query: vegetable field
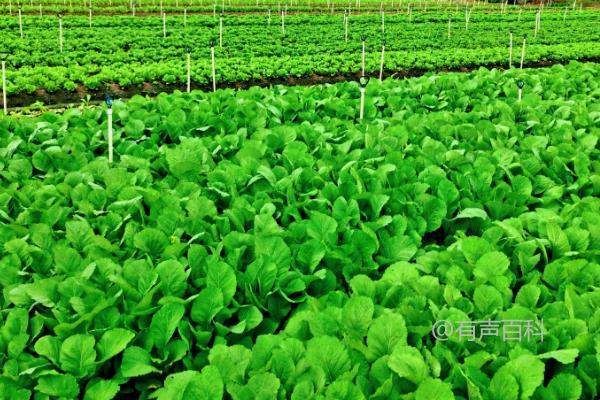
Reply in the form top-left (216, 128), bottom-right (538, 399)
top-left (1, 1), bottom-right (600, 400)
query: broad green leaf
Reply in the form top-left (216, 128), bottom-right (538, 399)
top-left (59, 334), bottom-right (97, 378)
top-left (35, 374), bottom-right (80, 398)
top-left (415, 378), bottom-right (454, 400)
top-left (388, 345), bottom-right (429, 385)
top-left (120, 346), bottom-right (159, 378)
top-left (206, 261), bottom-right (237, 304)
top-left (149, 302), bottom-right (186, 350)
top-left (191, 287), bottom-right (224, 323)
top-left (367, 313), bottom-right (407, 360)
top-left (97, 329), bottom-right (136, 362)
top-left (305, 336), bottom-right (351, 383)
top-left (84, 379), bottom-right (120, 400)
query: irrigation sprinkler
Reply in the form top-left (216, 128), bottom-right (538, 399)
top-left (359, 75), bottom-right (369, 120)
top-left (509, 31), bottom-right (513, 68)
top-left (379, 38), bottom-right (385, 80)
top-left (186, 47), bottom-right (191, 93)
top-left (1, 60), bottom-right (6, 116)
top-left (210, 38), bottom-right (216, 92)
top-left (517, 80), bottom-right (524, 102)
top-left (520, 35), bottom-right (526, 69)
top-left (106, 94), bottom-right (113, 163)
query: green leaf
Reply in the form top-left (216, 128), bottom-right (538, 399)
top-left (454, 208), bottom-right (488, 220)
top-left (342, 296), bottom-right (374, 339)
top-left (474, 251), bottom-right (510, 282)
top-left (35, 374), bottom-right (80, 398)
top-left (546, 373), bottom-right (582, 400)
top-left (497, 355), bottom-right (545, 399)
top-left (414, 378), bottom-right (454, 400)
top-left (97, 328), bottom-right (136, 362)
top-left (134, 228), bottom-right (169, 257)
top-left (206, 261), bottom-right (237, 304)
top-left (367, 313), bottom-right (407, 360)
top-left (546, 222), bottom-right (570, 257)
top-left (423, 197), bottom-right (447, 232)
top-left (487, 369), bottom-right (519, 400)
top-left (149, 302), bottom-right (186, 350)
top-left (538, 349), bottom-right (579, 364)
top-left (34, 335), bottom-right (61, 365)
top-left (305, 336), bottom-right (351, 383)
top-left (191, 287), bottom-right (224, 323)
top-left (120, 346), bottom-right (159, 378)
top-left (156, 260), bottom-right (188, 298)
top-left (388, 345), bottom-right (429, 385)
top-left (84, 379), bottom-right (120, 400)
top-left (59, 334), bottom-right (97, 378)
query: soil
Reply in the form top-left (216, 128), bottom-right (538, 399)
top-left (6, 57), bottom-right (600, 110)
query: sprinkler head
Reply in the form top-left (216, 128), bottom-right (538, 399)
top-left (359, 75), bottom-right (370, 88)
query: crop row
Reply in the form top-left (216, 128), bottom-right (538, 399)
top-left (0, 61), bottom-right (598, 399)
top-left (1, 10), bottom-right (599, 96)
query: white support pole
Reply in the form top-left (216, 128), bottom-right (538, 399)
top-left (268, 9), bottom-right (271, 26)
top-left (381, 10), bottom-right (384, 34)
top-left (89, 8), bottom-right (93, 27)
top-left (379, 42), bottom-right (385, 80)
top-left (186, 52), bottom-right (191, 92)
top-left (344, 11), bottom-right (348, 42)
top-left (281, 9), bottom-right (285, 34)
top-left (2, 61), bottom-right (6, 116)
top-left (211, 45), bottom-right (216, 92)
top-left (184, 8), bottom-right (187, 26)
top-left (18, 8), bottom-right (23, 38)
top-left (163, 12), bottom-right (166, 37)
top-left (359, 87), bottom-right (365, 120)
top-left (39, 4), bottom-right (42, 16)
top-left (518, 87), bottom-right (522, 102)
top-left (132, 3), bottom-right (135, 16)
top-left (107, 108), bottom-right (113, 163)
top-left (59, 16), bottom-right (63, 52)
top-left (361, 39), bottom-right (365, 75)
top-left (219, 15), bottom-right (223, 47)
top-left (509, 32), bottom-right (513, 68)
top-left (520, 36), bottom-right (526, 69)
top-left (448, 15), bottom-right (451, 38)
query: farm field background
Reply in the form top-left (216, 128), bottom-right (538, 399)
top-left (1, 1), bottom-right (600, 400)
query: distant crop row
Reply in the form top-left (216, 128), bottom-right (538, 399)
top-left (1, 9), bottom-right (599, 96)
